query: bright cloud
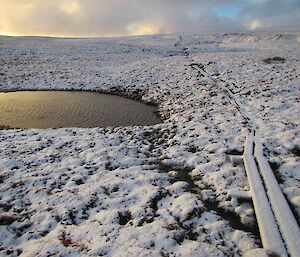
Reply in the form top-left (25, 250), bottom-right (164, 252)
top-left (0, 0), bottom-right (299, 37)
top-left (127, 22), bottom-right (163, 36)
top-left (249, 20), bottom-right (262, 30)
top-left (60, 1), bottom-right (80, 16)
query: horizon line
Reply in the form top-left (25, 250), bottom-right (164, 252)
top-left (1, 29), bottom-right (299, 40)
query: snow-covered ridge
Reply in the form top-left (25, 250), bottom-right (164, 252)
top-left (0, 32), bottom-right (299, 256)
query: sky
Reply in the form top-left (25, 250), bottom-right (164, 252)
top-left (0, 0), bottom-right (299, 37)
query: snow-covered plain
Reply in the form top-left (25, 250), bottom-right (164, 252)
top-left (0, 32), bottom-right (299, 256)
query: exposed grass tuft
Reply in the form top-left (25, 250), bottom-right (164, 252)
top-left (263, 56), bottom-right (286, 64)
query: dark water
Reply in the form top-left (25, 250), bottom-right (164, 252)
top-left (0, 91), bottom-right (161, 129)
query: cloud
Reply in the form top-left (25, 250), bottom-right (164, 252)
top-left (240, 0), bottom-right (300, 31)
top-left (0, 0), bottom-right (298, 37)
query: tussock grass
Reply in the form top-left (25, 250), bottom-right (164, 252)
top-left (263, 56), bottom-right (286, 64)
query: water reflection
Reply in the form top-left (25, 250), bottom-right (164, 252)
top-left (0, 91), bottom-right (161, 129)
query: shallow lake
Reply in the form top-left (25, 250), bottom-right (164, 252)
top-left (0, 91), bottom-right (161, 129)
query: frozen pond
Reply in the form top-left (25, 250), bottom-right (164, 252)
top-left (0, 91), bottom-right (161, 129)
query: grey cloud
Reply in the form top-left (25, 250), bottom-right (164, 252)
top-left (240, 0), bottom-right (300, 30)
top-left (0, 0), bottom-right (298, 37)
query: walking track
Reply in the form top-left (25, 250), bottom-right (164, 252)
top-left (186, 52), bottom-right (300, 256)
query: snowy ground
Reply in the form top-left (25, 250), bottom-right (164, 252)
top-left (0, 32), bottom-right (299, 256)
